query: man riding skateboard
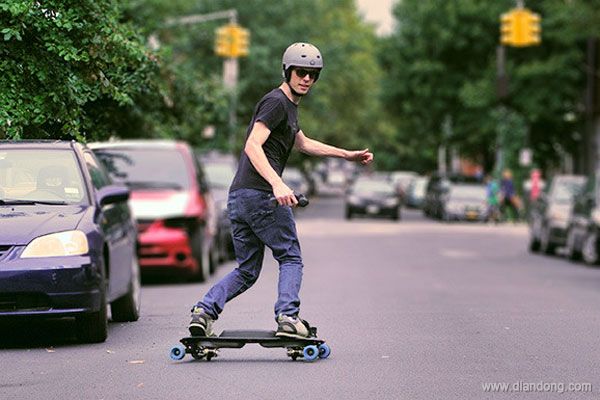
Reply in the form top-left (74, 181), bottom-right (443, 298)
top-left (188, 42), bottom-right (374, 339)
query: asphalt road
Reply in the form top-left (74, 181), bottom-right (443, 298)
top-left (2, 196), bottom-right (600, 399)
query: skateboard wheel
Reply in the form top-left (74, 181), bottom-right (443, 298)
top-left (169, 345), bottom-right (186, 361)
top-left (302, 345), bottom-right (319, 362)
top-left (318, 343), bottom-right (331, 359)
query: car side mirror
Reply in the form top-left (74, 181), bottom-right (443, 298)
top-left (97, 185), bottom-right (130, 207)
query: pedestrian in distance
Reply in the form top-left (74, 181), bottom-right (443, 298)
top-left (485, 174), bottom-right (500, 224)
top-left (188, 42), bottom-right (374, 339)
top-left (500, 169), bottom-right (521, 223)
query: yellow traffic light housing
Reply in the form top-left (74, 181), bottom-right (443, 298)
top-left (500, 12), bottom-right (516, 46)
top-left (215, 25), bottom-right (232, 57)
top-left (524, 11), bottom-right (541, 46)
top-left (214, 23), bottom-right (250, 58)
top-left (499, 8), bottom-right (541, 47)
top-left (232, 27), bottom-right (250, 57)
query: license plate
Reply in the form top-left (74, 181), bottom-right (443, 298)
top-left (466, 210), bottom-right (478, 219)
top-left (367, 205), bottom-right (380, 214)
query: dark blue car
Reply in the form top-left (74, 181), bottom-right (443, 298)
top-left (0, 141), bottom-right (140, 343)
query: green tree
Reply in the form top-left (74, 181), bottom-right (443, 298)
top-left (0, 0), bottom-right (158, 141)
top-left (382, 0), bottom-right (594, 175)
top-left (129, 0), bottom-right (386, 159)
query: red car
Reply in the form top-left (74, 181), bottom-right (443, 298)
top-left (91, 140), bottom-right (218, 281)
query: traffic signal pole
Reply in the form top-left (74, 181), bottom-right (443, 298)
top-left (165, 10), bottom-right (250, 152)
top-left (496, 1), bottom-right (541, 177)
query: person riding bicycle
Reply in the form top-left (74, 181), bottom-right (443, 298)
top-left (188, 42), bottom-right (373, 338)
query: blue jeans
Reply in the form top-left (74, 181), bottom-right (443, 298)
top-left (196, 188), bottom-right (303, 320)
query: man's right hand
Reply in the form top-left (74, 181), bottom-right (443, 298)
top-left (272, 181), bottom-right (298, 207)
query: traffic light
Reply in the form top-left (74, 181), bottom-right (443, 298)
top-left (232, 27), bottom-right (250, 57)
top-left (214, 23), bottom-right (250, 58)
top-left (215, 25), bottom-right (232, 57)
top-left (500, 11), bottom-right (517, 46)
top-left (523, 11), bottom-right (541, 46)
top-left (499, 8), bottom-right (541, 47)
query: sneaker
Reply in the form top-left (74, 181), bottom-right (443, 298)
top-left (188, 306), bottom-right (214, 337)
top-left (275, 314), bottom-right (310, 339)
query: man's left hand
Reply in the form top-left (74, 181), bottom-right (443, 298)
top-left (346, 149), bottom-right (374, 165)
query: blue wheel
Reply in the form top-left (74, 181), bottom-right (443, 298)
top-left (303, 345), bottom-right (319, 362)
top-left (318, 343), bottom-right (331, 359)
top-left (169, 344), bottom-right (186, 361)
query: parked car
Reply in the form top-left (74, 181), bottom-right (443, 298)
top-left (564, 176), bottom-right (600, 264)
top-left (91, 140), bottom-right (217, 282)
top-left (423, 173), bottom-right (481, 219)
top-left (440, 183), bottom-right (487, 222)
top-left (0, 140), bottom-right (140, 343)
top-left (283, 167), bottom-right (310, 197)
top-left (405, 176), bottom-right (429, 209)
top-left (199, 151), bottom-right (237, 263)
top-left (345, 176), bottom-right (400, 220)
top-left (389, 171), bottom-right (417, 202)
top-left (529, 174), bottom-right (587, 255)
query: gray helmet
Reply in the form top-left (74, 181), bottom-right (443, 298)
top-left (282, 42), bottom-right (323, 81)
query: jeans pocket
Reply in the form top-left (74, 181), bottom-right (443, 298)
top-left (249, 207), bottom-right (276, 230)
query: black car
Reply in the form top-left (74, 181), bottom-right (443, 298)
top-left (565, 176), bottom-right (600, 264)
top-left (345, 176), bottom-right (400, 220)
top-left (529, 174), bottom-right (586, 255)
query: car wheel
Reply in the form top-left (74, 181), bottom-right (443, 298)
top-left (191, 229), bottom-right (211, 282)
top-left (345, 208), bottom-right (353, 220)
top-left (111, 254), bottom-right (141, 322)
top-left (528, 222), bottom-right (541, 253)
top-left (582, 231), bottom-right (600, 265)
top-left (565, 228), bottom-right (581, 261)
top-left (77, 280), bottom-right (108, 343)
top-left (392, 208), bottom-right (400, 221)
top-left (540, 225), bottom-right (556, 255)
top-left (209, 243), bottom-right (219, 274)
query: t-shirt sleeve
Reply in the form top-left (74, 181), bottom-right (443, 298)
top-left (255, 97), bottom-right (285, 131)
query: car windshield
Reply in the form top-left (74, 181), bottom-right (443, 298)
top-left (352, 179), bottom-right (395, 196)
top-left (204, 162), bottom-right (236, 189)
top-left (94, 148), bottom-right (191, 190)
top-left (550, 178), bottom-right (586, 203)
top-left (449, 185), bottom-right (486, 201)
top-left (0, 149), bottom-right (87, 204)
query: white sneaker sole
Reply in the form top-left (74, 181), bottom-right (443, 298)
top-left (275, 331), bottom-right (309, 339)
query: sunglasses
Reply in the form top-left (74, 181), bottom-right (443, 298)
top-left (294, 68), bottom-right (320, 80)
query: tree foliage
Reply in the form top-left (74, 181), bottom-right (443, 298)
top-left (0, 0), bottom-right (158, 141)
top-left (382, 0), bottom-right (595, 174)
top-left (125, 0), bottom-right (386, 158)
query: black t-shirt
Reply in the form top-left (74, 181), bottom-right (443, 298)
top-left (230, 88), bottom-right (299, 193)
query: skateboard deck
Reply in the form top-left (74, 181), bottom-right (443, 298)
top-left (169, 329), bottom-right (330, 362)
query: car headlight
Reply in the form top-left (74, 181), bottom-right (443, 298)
top-left (21, 230), bottom-right (89, 258)
top-left (348, 195), bottom-right (361, 205)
